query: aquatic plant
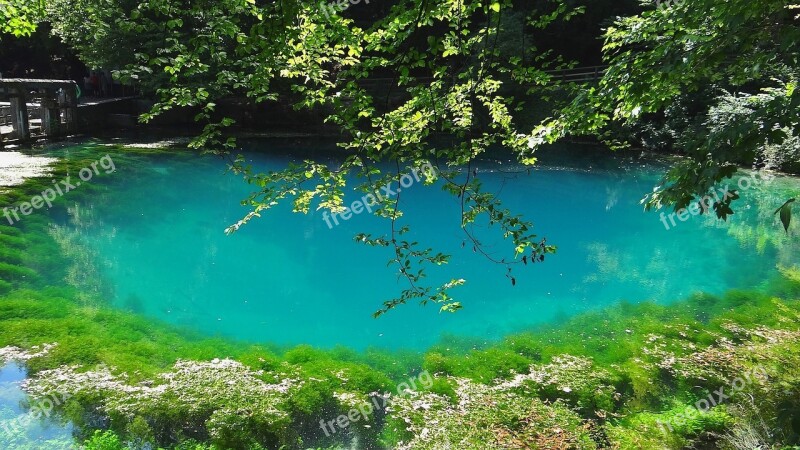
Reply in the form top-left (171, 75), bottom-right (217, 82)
top-left (2, 271), bottom-right (799, 449)
top-left (387, 377), bottom-right (596, 449)
top-left (3, 144), bottom-right (800, 448)
top-left (25, 359), bottom-right (296, 448)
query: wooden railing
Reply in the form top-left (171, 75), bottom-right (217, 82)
top-left (349, 65), bottom-right (608, 87)
top-left (0, 105), bottom-right (10, 126)
top-left (0, 78), bottom-right (78, 145)
top-left (547, 65), bottom-right (607, 83)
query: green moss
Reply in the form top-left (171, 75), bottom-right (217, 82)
top-left (84, 430), bottom-right (125, 450)
top-left (385, 380), bottom-right (597, 449)
top-left (0, 262), bottom-right (38, 282)
top-left (0, 246), bottom-right (24, 265)
top-left (0, 225), bottom-right (23, 236)
top-left (3, 266), bottom-right (800, 449)
top-left (425, 377), bottom-right (457, 402)
top-left (422, 346), bottom-right (531, 381)
top-left (605, 406), bottom-right (733, 449)
top-left (0, 233), bottom-right (27, 249)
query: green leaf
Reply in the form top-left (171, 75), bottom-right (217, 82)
top-left (775, 199), bottom-right (796, 233)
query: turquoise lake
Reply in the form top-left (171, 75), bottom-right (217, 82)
top-left (54, 140), bottom-right (800, 351)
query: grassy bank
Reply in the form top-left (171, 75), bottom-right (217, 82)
top-left (4, 267), bottom-right (800, 449)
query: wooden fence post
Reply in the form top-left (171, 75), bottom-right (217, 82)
top-left (9, 88), bottom-right (29, 142)
top-left (41, 94), bottom-right (60, 137)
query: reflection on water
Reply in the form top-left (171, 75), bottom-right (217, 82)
top-left (0, 363), bottom-right (75, 449)
top-left (59, 142), bottom-right (800, 350)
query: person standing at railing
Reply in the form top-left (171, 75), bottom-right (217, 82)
top-left (89, 72), bottom-right (100, 97)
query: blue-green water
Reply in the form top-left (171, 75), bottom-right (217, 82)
top-left (65, 141), bottom-right (800, 350)
top-left (0, 363), bottom-right (74, 449)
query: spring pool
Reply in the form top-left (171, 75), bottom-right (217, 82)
top-left (47, 140), bottom-right (800, 350)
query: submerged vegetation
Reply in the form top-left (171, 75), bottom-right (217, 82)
top-left (0, 143), bottom-right (799, 448)
top-left (4, 249), bottom-right (800, 448)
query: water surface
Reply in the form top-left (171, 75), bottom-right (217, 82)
top-left (57, 141), bottom-right (800, 350)
top-left (0, 363), bottom-right (74, 449)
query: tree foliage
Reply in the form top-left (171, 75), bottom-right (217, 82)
top-left (0, 0), bottom-right (43, 37)
top-left (536, 0), bottom-right (800, 220)
top-left (17, 0), bottom-right (800, 313)
top-left (45, 0), bottom-right (578, 315)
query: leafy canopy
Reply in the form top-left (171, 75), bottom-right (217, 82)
top-left (16, 0), bottom-right (800, 313)
top-left (0, 0), bottom-right (44, 37)
top-left (43, 0), bottom-right (579, 315)
top-left (536, 0), bottom-right (800, 220)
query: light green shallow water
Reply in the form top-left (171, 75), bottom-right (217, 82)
top-left (54, 140), bottom-right (800, 351)
top-left (0, 363), bottom-right (74, 449)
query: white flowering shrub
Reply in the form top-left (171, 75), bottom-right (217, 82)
top-left (0, 344), bottom-right (57, 363)
top-left (387, 376), bottom-right (596, 449)
top-left (23, 358), bottom-right (299, 448)
top-left (497, 355), bottom-right (620, 417)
